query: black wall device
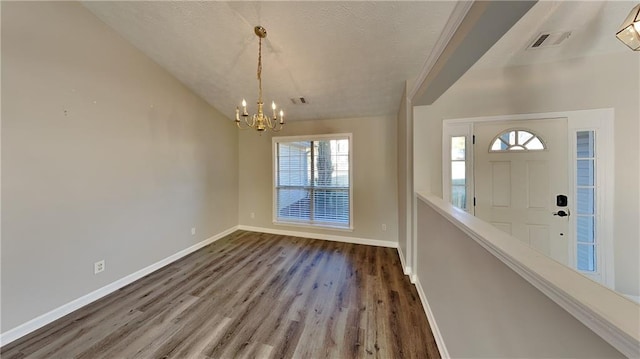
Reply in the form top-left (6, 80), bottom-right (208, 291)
top-left (556, 194), bottom-right (568, 207)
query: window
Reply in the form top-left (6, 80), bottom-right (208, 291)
top-left (490, 129), bottom-right (545, 151)
top-left (450, 136), bottom-right (467, 210)
top-left (273, 134), bottom-right (351, 229)
top-left (576, 130), bottom-right (597, 272)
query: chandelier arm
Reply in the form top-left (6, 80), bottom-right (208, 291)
top-left (264, 114), bottom-right (274, 129)
top-left (267, 115), bottom-right (283, 130)
top-left (236, 120), bottom-right (250, 130)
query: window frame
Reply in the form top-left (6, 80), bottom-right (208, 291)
top-left (442, 124), bottom-right (474, 213)
top-left (272, 133), bottom-right (353, 231)
top-left (488, 128), bottom-right (547, 152)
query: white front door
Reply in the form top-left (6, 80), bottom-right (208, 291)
top-left (474, 118), bottom-right (570, 265)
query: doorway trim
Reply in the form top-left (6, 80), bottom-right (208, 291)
top-left (442, 109), bottom-right (614, 288)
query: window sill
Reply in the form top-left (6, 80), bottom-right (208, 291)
top-left (273, 220), bottom-right (354, 232)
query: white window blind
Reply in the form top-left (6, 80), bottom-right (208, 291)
top-left (274, 134), bottom-right (351, 229)
top-left (576, 130), bottom-right (597, 272)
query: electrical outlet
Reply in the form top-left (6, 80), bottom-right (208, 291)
top-left (250, 212), bottom-right (255, 219)
top-left (381, 224), bottom-right (387, 231)
top-left (94, 260), bottom-right (105, 274)
top-left (191, 227), bottom-right (196, 235)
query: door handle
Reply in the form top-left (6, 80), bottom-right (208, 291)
top-left (553, 210), bottom-right (570, 217)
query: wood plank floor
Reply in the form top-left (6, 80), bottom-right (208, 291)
top-left (1, 231), bottom-right (440, 359)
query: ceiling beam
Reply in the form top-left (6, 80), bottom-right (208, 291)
top-left (410, 0), bottom-right (536, 106)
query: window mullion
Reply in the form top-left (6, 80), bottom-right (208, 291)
top-left (310, 141), bottom-right (315, 221)
top-left (274, 135), bottom-right (351, 228)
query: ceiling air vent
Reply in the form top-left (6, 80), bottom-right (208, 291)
top-left (527, 31), bottom-right (572, 50)
top-left (290, 97), bottom-right (308, 104)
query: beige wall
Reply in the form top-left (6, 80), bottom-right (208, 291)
top-left (414, 51), bottom-right (640, 297)
top-left (1, 1), bottom-right (239, 332)
top-left (238, 116), bottom-right (398, 243)
top-left (416, 200), bottom-right (623, 358)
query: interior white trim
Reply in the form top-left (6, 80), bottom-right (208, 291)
top-left (1, 225), bottom-right (398, 346)
top-left (442, 109), bottom-right (615, 288)
top-left (566, 111), bottom-right (615, 287)
top-left (441, 123), bottom-right (473, 212)
top-left (414, 277), bottom-right (450, 359)
top-left (237, 225), bottom-right (397, 249)
top-left (0, 225), bottom-right (239, 346)
top-left (408, 0), bottom-right (473, 100)
top-left (272, 133), bottom-right (354, 231)
top-left (416, 192), bottom-right (640, 358)
top-left (404, 85), bottom-right (415, 283)
top-left (397, 245), bottom-right (411, 277)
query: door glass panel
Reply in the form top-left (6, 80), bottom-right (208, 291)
top-left (577, 244), bottom-right (597, 271)
top-left (577, 188), bottom-right (595, 214)
top-left (450, 136), bottom-right (467, 210)
top-left (577, 160), bottom-right (594, 186)
top-left (577, 216), bottom-right (595, 243)
top-left (518, 131), bottom-right (533, 144)
top-left (499, 132), bottom-right (511, 145)
top-left (526, 137), bottom-right (544, 150)
top-left (451, 136), bottom-right (465, 160)
top-left (575, 130), bottom-right (597, 273)
top-left (576, 131), bottom-right (595, 158)
top-left (490, 129), bottom-right (546, 151)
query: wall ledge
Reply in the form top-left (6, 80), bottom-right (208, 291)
top-left (416, 192), bottom-right (639, 358)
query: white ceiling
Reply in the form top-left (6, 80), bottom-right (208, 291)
top-left (473, 1), bottom-right (634, 69)
top-left (83, 1), bottom-right (457, 122)
top-left (83, 1), bottom-right (635, 122)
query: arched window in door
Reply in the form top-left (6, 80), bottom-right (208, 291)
top-left (489, 129), bottom-right (546, 152)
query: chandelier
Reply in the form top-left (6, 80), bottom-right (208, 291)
top-left (616, 3), bottom-right (640, 51)
top-left (235, 26), bottom-right (284, 132)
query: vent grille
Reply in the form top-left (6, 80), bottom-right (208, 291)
top-left (527, 31), bottom-right (572, 50)
top-left (290, 97), bottom-right (308, 105)
top-left (531, 34), bottom-right (550, 48)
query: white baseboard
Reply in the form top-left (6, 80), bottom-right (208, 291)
top-left (1, 225), bottom-right (394, 346)
top-left (397, 246), bottom-right (412, 277)
top-left (237, 225), bottom-right (398, 248)
top-left (0, 225), bottom-right (239, 346)
top-left (414, 277), bottom-right (450, 359)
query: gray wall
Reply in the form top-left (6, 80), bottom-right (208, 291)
top-left (1, 1), bottom-right (239, 332)
top-left (238, 115), bottom-right (398, 243)
top-left (416, 199), bottom-right (624, 358)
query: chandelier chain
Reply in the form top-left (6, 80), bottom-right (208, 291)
top-left (257, 36), bottom-right (263, 103)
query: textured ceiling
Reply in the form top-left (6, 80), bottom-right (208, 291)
top-left (83, 1), bottom-right (457, 122)
top-left (473, 1), bottom-right (634, 69)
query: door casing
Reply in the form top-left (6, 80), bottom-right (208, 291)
top-left (442, 109), bottom-right (614, 288)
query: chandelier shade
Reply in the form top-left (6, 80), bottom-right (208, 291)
top-left (235, 26), bottom-right (285, 132)
top-left (616, 3), bottom-right (640, 51)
